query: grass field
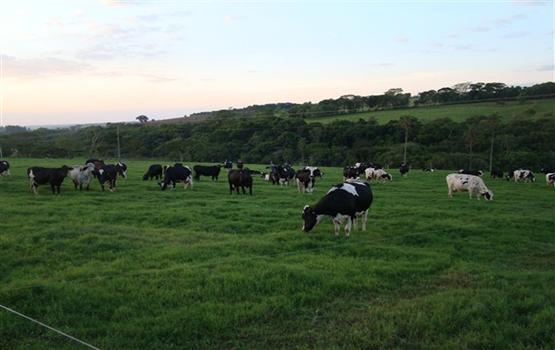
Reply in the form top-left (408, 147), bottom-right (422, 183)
top-left (1, 159), bottom-right (554, 349)
top-left (307, 98), bottom-right (555, 124)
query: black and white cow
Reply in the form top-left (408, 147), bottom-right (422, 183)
top-left (27, 166), bottom-right (71, 195)
top-left (143, 164), bottom-right (164, 181)
top-left (159, 165), bottom-right (193, 190)
top-left (295, 169), bottom-right (315, 193)
top-left (193, 165), bottom-right (222, 181)
top-left (302, 181), bottom-right (373, 237)
top-left (97, 162), bottom-right (127, 192)
top-left (86, 159), bottom-right (105, 178)
top-left (490, 169), bottom-right (503, 179)
top-left (446, 173), bottom-right (493, 200)
top-left (343, 166), bottom-right (359, 180)
top-left (268, 165), bottom-right (295, 186)
top-left (459, 169), bottom-right (484, 177)
top-left (364, 168), bottom-right (392, 182)
top-left (422, 168), bottom-right (434, 172)
top-left (0, 160), bottom-right (10, 176)
top-left (228, 169), bottom-right (253, 195)
top-left (399, 163), bottom-right (410, 177)
top-left (223, 160), bottom-right (233, 169)
top-left (68, 163), bottom-right (96, 190)
top-left (302, 166), bottom-right (323, 178)
top-left (546, 173), bottom-right (555, 188)
top-left (513, 169), bottom-right (535, 183)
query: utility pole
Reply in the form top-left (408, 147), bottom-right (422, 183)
top-left (403, 128), bottom-right (408, 164)
top-left (0, 147), bottom-right (3, 159)
top-left (116, 125), bottom-right (121, 160)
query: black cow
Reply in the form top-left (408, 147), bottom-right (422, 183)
top-left (400, 163), bottom-right (410, 177)
top-left (143, 164), bottom-right (163, 180)
top-left (98, 162), bottom-right (127, 192)
top-left (459, 169), bottom-right (483, 176)
top-left (0, 160), bottom-right (10, 176)
top-left (490, 169), bottom-right (503, 179)
top-left (302, 181), bottom-right (373, 237)
top-left (193, 165), bottom-right (221, 181)
top-left (268, 165), bottom-right (295, 186)
top-left (540, 167), bottom-right (554, 174)
top-left (86, 159), bottom-right (105, 178)
top-left (223, 160), bottom-right (233, 169)
top-left (343, 166), bottom-right (358, 180)
top-left (295, 169), bottom-right (315, 193)
top-left (27, 166), bottom-right (71, 195)
top-left (159, 165), bottom-right (193, 190)
top-left (228, 169), bottom-right (253, 195)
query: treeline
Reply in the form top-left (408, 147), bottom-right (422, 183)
top-left (187, 82), bottom-right (555, 120)
top-left (1, 114), bottom-right (554, 171)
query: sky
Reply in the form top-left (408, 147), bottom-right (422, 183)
top-left (0, 0), bottom-right (553, 126)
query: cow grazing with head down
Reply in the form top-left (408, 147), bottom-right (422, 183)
top-left (364, 168), bottom-right (392, 182)
top-left (0, 160), bottom-right (10, 176)
top-left (97, 162), bottom-right (127, 192)
top-left (490, 169), bottom-right (503, 179)
top-left (159, 165), bottom-right (193, 190)
top-left (143, 164), bottom-right (164, 181)
top-left (193, 165), bottom-right (222, 181)
top-left (68, 163), bottom-right (95, 190)
top-left (27, 166), bottom-right (71, 195)
top-left (302, 181), bottom-right (373, 237)
top-left (422, 168), bottom-right (434, 172)
top-left (446, 173), bottom-right (493, 200)
top-left (228, 168), bottom-right (253, 195)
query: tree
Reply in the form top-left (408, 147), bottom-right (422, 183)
top-left (399, 115), bottom-right (416, 164)
top-left (136, 115), bottom-right (149, 123)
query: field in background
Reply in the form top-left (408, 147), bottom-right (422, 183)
top-left (1, 159), bottom-right (554, 349)
top-left (307, 98), bottom-right (555, 124)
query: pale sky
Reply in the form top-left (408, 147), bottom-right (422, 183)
top-left (1, 0), bottom-right (553, 126)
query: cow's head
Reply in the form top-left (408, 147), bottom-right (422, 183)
top-left (117, 162), bottom-right (127, 178)
top-left (481, 191), bottom-right (494, 201)
top-left (302, 205), bottom-right (317, 232)
top-left (158, 181), bottom-right (168, 191)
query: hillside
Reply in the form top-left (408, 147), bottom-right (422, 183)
top-left (306, 98), bottom-right (555, 124)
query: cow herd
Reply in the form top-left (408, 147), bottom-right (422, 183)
top-left (0, 159), bottom-right (553, 236)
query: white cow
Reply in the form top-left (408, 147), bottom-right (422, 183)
top-left (546, 173), bottom-right (555, 187)
top-left (68, 163), bottom-right (96, 190)
top-left (513, 169), bottom-right (535, 182)
top-left (446, 173), bottom-right (493, 200)
top-left (365, 167), bottom-right (392, 182)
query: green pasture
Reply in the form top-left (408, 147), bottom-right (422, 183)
top-left (307, 98), bottom-right (555, 124)
top-left (0, 159), bottom-right (554, 349)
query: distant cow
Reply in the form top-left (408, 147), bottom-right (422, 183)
top-left (302, 181), bottom-right (373, 236)
top-left (490, 169), bottom-right (503, 179)
top-left (446, 173), bottom-right (493, 200)
top-left (546, 173), bottom-right (555, 188)
top-left (68, 163), bottom-right (95, 190)
top-left (228, 169), bottom-right (253, 195)
top-left (365, 168), bottom-right (392, 182)
top-left (268, 165), bottom-right (295, 186)
top-left (303, 166), bottom-right (323, 178)
top-left (422, 168), bottom-right (434, 172)
top-left (343, 166), bottom-right (359, 180)
top-left (296, 169), bottom-right (315, 193)
top-left (540, 167), bottom-right (554, 174)
top-left (27, 166), bottom-right (71, 195)
top-left (193, 165), bottom-right (221, 181)
top-left (86, 159), bottom-right (105, 178)
top-left (0, 160), bottom-right (10, 176)
top-left (159, 165), bottom-right (193, 190)
top-left (513, 169), bottom-right (535, 183)
top-left (223, 160), bottom-right (233, 169)
top-left (400, 163), bottom-right (410, 177)
top-left (143, 164), bottom-right (164, 181)
top-left (97, 162), bottom-right (127, 192)
top-left (459, 169), bottom-right (483, 176)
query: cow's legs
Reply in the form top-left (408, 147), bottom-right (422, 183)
top-left (344, 217), bottom-right (352, 237)
top-left (51, 184), bottom-right (56, 194)
top-left (31, 184), bottom-right (38, 195)
top-left (333, 219), bottom-right (340, 236)
top-left (241, 185), bottom-right (246, 194)
top-left (249, 185), bottom-right (252, 195)
top-left (229, 184), bottom-right (233, 194)
top-left (362, 210), bottom-right (368, 231)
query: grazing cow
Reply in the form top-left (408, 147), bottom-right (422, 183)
top-left (400, 163), bottom-right (410, 177)
top-left (143, 164), bottom-right (164, 181)
top-left (513, 169), bottom-right (535, 183)
top-left (228, 169), bottom-right (253, 195)
top-left (459, 169), bottom-right (483, 176)
top-left (365, 168), bottom-right (392, 182)
top-left (159, 165), bottom-right (193, 190)
top-left (27, 166), bottom-right (71, 195)
top-left (97, 162), bottom-right (127, 192)
top-left (223, 160), bottom-right (233, 169)
top-left (269, 165), bottom-right (295, 186)
top-left (446, 173), bottom-right (493, 200)
top-left (422, 168), bottom-right (434, 172)
top-left (296, 169), bottom-right (316, 193)
top-left (302, 181), bottom-right (373, 237)
top-left (546, 173), bottom-right (555, 188)
top-left (490, 169), bottom-right (503, 179)
top-left (506, 169), bottom-right (516, 181)
top-left (0, 160), bottom-right (10, 176)
top-left (68, 163), bottom-right (95, 190)
top-left (193, 165), bottom-right (222, 181)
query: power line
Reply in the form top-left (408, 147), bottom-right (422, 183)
top-left (0, 304), bottom-right (101, 350)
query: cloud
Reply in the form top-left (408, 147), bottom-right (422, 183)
top-left (393, 36), bottom-right (409, 44)
top-left (2, 55), bottom-right (92, 78)
top-left (500, 31), bottom-right (529, 39)
top-left (77, 42), bottom-right (165, 60)
top-left (466, 26), bottom-right (491, 32)
top-left (494, 13), bottom-right (526, 25)
top-left (512, 0), bottom-right (551, 6)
